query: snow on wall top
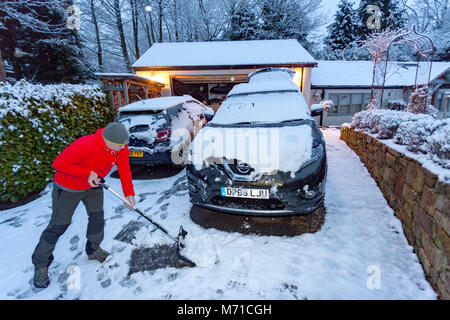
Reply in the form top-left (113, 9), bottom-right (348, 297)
top-left (311, 61), bottom-right (450, 87)
top-left (132, 39), bottom-right (317, 68)
top-left (118, 95), bottom-right (195, 112)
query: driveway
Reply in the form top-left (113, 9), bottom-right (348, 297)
top-left (0, 128), bottom-right (436, 299)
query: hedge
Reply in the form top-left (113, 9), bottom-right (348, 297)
top-left (350, 109), bottom-right (450, 169)
top-left (0, 80), bottom-right (115, 203)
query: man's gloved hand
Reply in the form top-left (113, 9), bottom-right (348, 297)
top-left (124, 196), bottom-right (136, 209)
top-left (88, 171), bottom-right (101, 187)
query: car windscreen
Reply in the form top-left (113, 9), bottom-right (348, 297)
top-left (210, 91), bottom-right (310, 125)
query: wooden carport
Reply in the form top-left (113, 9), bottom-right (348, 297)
top-left (96, 73), bottom-right (165, 111)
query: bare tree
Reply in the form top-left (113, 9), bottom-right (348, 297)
top-left (0, 49), bottom-right (6, 82)
top-left (402, 0), bottom-right (449, 31)
top-left (156, 0), bottom-right (164, 42)
top-left (89, 0), bottom-right (103, 68)
top-left (130, 0), bottom-right (140, 58)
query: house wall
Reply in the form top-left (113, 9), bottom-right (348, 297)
top-left (301, 67), bottom-right (312, 106)
top-left (311, 88), bottom-right (405, 126)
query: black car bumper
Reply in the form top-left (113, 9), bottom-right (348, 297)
top-left (187, 155), bottom-right (327, 216)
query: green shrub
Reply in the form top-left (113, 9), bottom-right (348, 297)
top-left (0, 80), bottom-right (116, 203)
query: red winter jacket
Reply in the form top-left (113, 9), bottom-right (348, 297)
top-left (52, 128), bottom-right (135, 197)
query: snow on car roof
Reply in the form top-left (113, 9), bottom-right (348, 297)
top-left (132, 39), bottom-right (317, 68)
top-left (248, 68), bottom-right (295, 83)
top-left (211, 91), bottom-right (310, 125)
top-left (227, 80), bottom-right (300, 97)
top-left (118, 95), bottom-right (196, 112)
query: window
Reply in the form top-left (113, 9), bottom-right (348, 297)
top-left (328, 93), bottom-right (339, 114)
top-left (339, 94), bottom-right (350, 115)
top-left (327, 92), bottom-right (371, 116)
top-left (438, 90), bottom-right (450, 112)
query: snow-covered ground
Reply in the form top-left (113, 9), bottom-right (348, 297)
top-left (0, 128), bottom-right (436, 300)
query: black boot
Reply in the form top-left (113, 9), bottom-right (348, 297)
top-left (33, 267), bottom-right (50, 289)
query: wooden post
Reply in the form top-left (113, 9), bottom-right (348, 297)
top-left (117, 89), bottom-right (122, 109)
top-left (444, 92), bottom-right (449, 119)
top-left (108, 90), bottom-right (115, 110)
top-left (124, 81), bottom-right (129, 105)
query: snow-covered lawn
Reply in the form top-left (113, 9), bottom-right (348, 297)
top-left (0, 128), bottom-right (436, 300)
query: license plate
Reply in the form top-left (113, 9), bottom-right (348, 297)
top-left (129, 150), bottom-right (144, 157)
top-left (221, 187), bottom-right (269, 199)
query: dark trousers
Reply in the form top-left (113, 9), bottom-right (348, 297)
top-left (31, 184), bottom-right (104, 269)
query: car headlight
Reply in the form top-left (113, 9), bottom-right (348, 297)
top-left (299, 141), bottom-right (323, 169)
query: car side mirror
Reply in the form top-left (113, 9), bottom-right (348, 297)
top-left (310, 104), bottom-right (324, 117)
top-left (202, 108), bottom-right (215, 121)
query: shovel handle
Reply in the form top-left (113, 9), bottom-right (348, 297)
top-left (98, 177), bottom-right (132, 207)
top-left (97, 177), bottom-right (179, 244)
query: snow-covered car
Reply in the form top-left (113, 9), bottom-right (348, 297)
top-left (115, 95), bottom-right (214, 166)
top-left (186, 68), bottom-right (327, 216)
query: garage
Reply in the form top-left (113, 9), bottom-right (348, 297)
top-left (171, 74), bottom-right (248, 111)
top-left (131, 39), bottom-right (317, 110)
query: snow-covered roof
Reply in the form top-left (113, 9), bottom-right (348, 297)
top-left (311, 61), bottom-right (450, 87)
top-left (95, 72), bottom-right (166, 86)
top-left (118, 95), bottom-right (196, 112)
top-left (132, 39), bottom-right (317, 69)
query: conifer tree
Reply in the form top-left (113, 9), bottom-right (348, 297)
top-left (226, 0), bottom-right (258, 40)
top-left (0, 1), bottom-right (92, 83)
top-left (324, 0), bottom-right (358, 53)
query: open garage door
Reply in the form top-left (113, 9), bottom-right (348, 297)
top-left (171, 74), bottom-right (248, 111)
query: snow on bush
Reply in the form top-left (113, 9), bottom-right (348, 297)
top-left (405, 86), bottom-right (438, 116)
top-left (387, 99), bottom-right (407, 111)
top-left (350, 109), bottom-right (432, 139)
top-left (350, 109), bottom-right (449, 169)
top-left (319, 100), bottom-right (335, 112)
top-left (0, 80), bottom-right (114, 203)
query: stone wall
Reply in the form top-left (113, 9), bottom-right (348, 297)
top-left (340, 126), bottom-right (450, 300)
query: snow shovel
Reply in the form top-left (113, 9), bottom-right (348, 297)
top-left (98, 177), bottom-right (196, 268)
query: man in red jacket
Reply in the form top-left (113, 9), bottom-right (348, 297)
top-left (32, 123), bottom-right (135, 289)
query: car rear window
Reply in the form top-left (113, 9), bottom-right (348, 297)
top-left (116, 110), bottom-right (167, 130)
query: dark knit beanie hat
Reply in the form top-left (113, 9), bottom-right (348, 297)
top-left (102, 122), bottom-right (129, 145)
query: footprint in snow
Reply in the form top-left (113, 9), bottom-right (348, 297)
top-left (137, 192), bottom-right (157, 203)
top-left (226, 251), bottom-right (251, 291)
top-left (119, 276), bottom-right (137, 289)
top-left (277, 282), bottom-right (303, 300)
top-left (69, 235), bottom-right (80, 252)
top-left (33, 214), bottom-right (51, 227)
top-left (0, 215), bottom-right (25, 228)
